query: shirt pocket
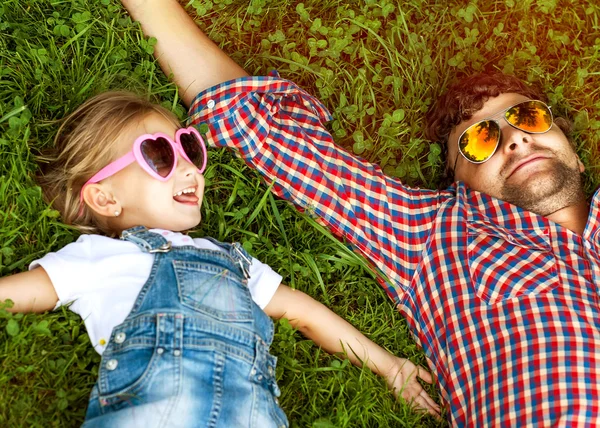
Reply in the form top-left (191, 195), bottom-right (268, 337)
top-left (467, 221), bottom-right (559, 304)
top-left (173, 260), bottom-right (254, 322)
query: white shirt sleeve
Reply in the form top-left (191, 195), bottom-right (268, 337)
top-left (29, 237), bottom-right (93, 311)
top-left (246, 256), bottom-right (282, 309)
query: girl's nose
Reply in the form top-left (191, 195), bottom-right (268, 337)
top-left (177, 155), bottom-right (199, 176)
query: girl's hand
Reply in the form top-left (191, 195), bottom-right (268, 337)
top-left (385, 357), bottom-right (441, 417)
top-left (265, 285), bottom-right (442, 417)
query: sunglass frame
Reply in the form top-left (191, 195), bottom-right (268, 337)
top-left (78, 126), bottom-right (207, 215)
top-left (456, 99), bottom-right (553, 165)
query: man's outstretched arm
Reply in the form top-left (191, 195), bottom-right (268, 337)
top-left (123, 0), bottom-right (450, 298)
top-left (121, 0), bottom-right (248, 106)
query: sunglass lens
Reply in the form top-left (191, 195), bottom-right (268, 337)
top-left (180, 132), bottom-right (205, 169)
top-left (459, 120), bottom-right (500, 162)
top-left (140, 137), bottom-right (175, 177)
top-left (505, 100), bottom-right (552, 133)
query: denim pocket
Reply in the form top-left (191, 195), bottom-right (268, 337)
top-left (268, 394), bottom-right (288, 428)
top-left (467, 222), bottom-right (559, 304)
top-left (174, 260), bottom-right (253, 322)
top-left (96, 322), bottom-right (162, 409)
top-left (265, 353), bottom-right (287, 428)
top-left (250, 349), bottom-right (288, 428)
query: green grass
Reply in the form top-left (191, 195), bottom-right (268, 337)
top-left (0, 0), bottom-right (599, 426)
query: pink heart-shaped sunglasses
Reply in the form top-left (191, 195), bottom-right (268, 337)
top-left (79, 126), bottom-right (207, 213)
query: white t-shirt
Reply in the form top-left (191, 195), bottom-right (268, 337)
top-left (30, 229), bottom-right (282, 355)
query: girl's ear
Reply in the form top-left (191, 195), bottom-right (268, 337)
top-left (82, 184), bottom-right (120, 218)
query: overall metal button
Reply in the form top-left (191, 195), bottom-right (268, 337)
top-left (106, 359), bottom-right (118, 370)
top-left (114, 332), bottom-right (126, 344)
top-left (149, 241), bottom-right (172, 253)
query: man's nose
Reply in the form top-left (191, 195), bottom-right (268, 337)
top-left (499, 123), bottom-right (531, 154)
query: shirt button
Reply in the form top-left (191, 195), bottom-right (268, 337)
top-left (174, 350), bottom-right (181, 357)
top-left (114, 332), bottom-right (126, 344)
top-left (207, 99), bottom-right (215, 109)
top-left (98, 338), bottom-right (106, 346)
top-left (157, 348), bottom-right (164, 355)
top-left (268, 366), bottom-right (274, 375)
top-left (106, 359), bottom-right (118, 370)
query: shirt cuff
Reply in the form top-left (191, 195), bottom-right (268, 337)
top-left (187, 70), bottom-right (333, 136)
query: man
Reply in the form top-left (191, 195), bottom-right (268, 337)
top-left (427, 75), bottom-right (587, 231)
top-left (123, 0), bottom-right (600, 425)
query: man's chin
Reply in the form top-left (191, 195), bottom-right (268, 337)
top-left (519, 172), bottom-right (560, 195)
top-left (501, 167), bottom-right (583, 215)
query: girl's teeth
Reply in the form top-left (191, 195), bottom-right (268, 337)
top-left (175, 188), bottom-right (194, 196)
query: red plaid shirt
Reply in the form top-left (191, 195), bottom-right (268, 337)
top-left (188, 72), bottom-right (600, 426)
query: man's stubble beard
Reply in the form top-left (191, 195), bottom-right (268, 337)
top-left (500, 158), bottom-right (585, 217)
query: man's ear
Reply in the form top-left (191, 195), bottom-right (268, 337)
top-left (577, 157), bottom-right (585, 173)
top-left (82, 184), bottom-right (120, 217)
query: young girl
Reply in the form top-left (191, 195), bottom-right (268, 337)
top-left (0, 91), bottom-right (439, 426)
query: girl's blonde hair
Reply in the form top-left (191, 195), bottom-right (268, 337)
top-left (37, 91), bottom-right (181, 236)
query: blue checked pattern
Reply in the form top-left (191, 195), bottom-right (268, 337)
top-left (188, 72), bottom-right (600, 426)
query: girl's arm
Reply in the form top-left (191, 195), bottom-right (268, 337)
top-left (0, 267), bottom-right (58, 313)
top-left (264, 284), bottom-right (441, 417)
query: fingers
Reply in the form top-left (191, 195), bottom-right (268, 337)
top-left (416, 365), bottom-right (434, 383)
top-left (413, 390), bottom-right (442, 417)
top-left (402, 385), bottom-right (441, 417)
top-left (389, 359), bottom-right (442, 418)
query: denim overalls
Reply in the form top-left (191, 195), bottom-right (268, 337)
top-left (83, 227), bottom-right (288, 428)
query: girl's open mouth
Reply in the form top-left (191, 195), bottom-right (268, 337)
top-left (173, 187), bottom-right (198, 204)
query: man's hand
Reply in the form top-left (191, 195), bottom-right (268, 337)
top-left (384, 357), bottom-right (441, 417)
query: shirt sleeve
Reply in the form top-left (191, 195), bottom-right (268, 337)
top-left (29, 238), bottom-right (93, 310)
top-left (246, 257), bottom-right (282, 309)
top-left (187, 71), bottom-right (452, 301)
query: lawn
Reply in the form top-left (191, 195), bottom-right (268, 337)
top-left (0, 0), bottom-right (599, 426)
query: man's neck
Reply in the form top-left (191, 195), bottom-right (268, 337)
top-left (546, 199), bottom-right (590, 235)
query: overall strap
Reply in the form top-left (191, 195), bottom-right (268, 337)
top-left (203, 237), bottom-right (252, 279)
top-left (120, 226), bottom-right (172, 253)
